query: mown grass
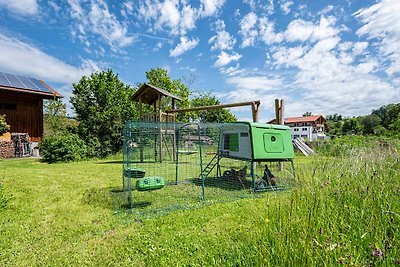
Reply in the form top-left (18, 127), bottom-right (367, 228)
top-left (0, 139), bottom-right (399, 266)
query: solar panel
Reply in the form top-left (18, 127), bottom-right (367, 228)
top-left (29, 78), bottom-right (52, 93)
top-left (0, 72), bottom-right (53, 94)
top-left (0, 72), bottom-right (11, 87)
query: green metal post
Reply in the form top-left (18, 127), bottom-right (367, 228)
top-left (198, 124), bottom-right (205, 200)
top-left (175, 127), bottom-right (179, 185)
top-left (251, 160), bottom-right (255, 191)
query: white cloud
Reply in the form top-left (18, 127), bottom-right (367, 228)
top-left (259, 17), bottom-right (284, 45)
top-left (137, 0), bottom-right (225, 36)
top-left (239, 13), bottom-right (284, 47)
top-left (280, 0), bottom-right (293, 15)
top-left (352, 42), bottom-right (368, 56)
top-left (153, 41), bottom-right (163, 52)
top-left (208, 20), bottom-right (236, 51)
top-left (285, 19), bottom-right (314, 42)
top-left (214, 51), bottom-right (242, 68)
top-left (285, 16), bottom-right (339, 44)
top-left (199, 0), bottom-right (225, 17)
top-left (169, 36), bottom-right (199, 57)
top-left (239, 12), bottom-right (258, 48)
top-left (225, 75), bottom-right (283, 91)
top-left (68, 0), bottom-right (136, 50)
top-left (355, 0), bottom-right (400, 75)
top-left (121, 1), bottom-right (134, 17)
top-left (272, 46), bottom-right (305, 66)
top-left (0, 0), bottom-right (38, 15)
top-left (0, 33), bottom-right (95, 84)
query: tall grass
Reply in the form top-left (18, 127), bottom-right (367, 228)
top-left (258, 142), bottom-right (400, 266)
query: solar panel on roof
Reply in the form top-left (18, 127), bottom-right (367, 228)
top-left (30, 78), bottom-right (52, 93)
top-left (0, 73), bottom-right (11, 87)
top-left (0, 72), bottom-right (53, 94)
top-left (6, 74), bottom-right (26, 89)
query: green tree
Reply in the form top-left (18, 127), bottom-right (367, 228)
top-left (360, 115), bottom-right (381, 134)
top-left (144, 68), bottom-right (190, 122)
top-left (303, 111), bottom-right (312, 116)
top-left (372, 103), bottom-right (396, 128)
top-left (43, 99), bottom-right (77, 136)
top-left (189, 92), bottom-right (237, 123)
top-left (0, 114), bottom-right (10, 136)
top-left (326, 113), bottom-right (343, 122)
top-left (70, 69), bottom-right (137, 157)
top-left (386, 103), bottom-right (400, 131)
top-left (342, 118), bottom-right (361, 135)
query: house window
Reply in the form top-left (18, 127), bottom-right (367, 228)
top-left (223, 133), bottom-right (239, 151)
top-left (301, 135), bottom-right (307, 138)
top-left (294, 135), bottom-right (300, 138)
top-left (302, 127), bottom-right (307, 131)
top-left (294, 128), bottom-right (299, 131)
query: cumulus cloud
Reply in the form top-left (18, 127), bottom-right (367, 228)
top-left (214, 51), bottom-right (242, 68)
top-left (208, 20), bottom-right (236, 51)
top-left (0, 0), bottom-right (38, 15)
top-left (355, 0), bottom-right (400, 75)
top-left (199, 0), bottom-right (225, 17)
top-left (0, 33), bottom-right (96, 83)
top-left (285, 16), bottom-right (339, 43)
top-left (170, 36), bottom-right (199, 57)
top-left (280, 0), bottom-right (293, 15)
top-left (239, 12), bottom-right (259, 48)
top-left (137, 0), bottom-right (225, 36)
top-left (68, 0), bottom-right (136, 50)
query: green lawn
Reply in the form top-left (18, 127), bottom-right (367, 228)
top-left (0, 142), bottom-right (399, 266)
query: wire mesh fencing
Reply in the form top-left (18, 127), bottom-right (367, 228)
top-left (115, 121), bottom-right (296, 217)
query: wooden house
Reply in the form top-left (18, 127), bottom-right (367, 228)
top-left (0, 72), bottom-right (62, 142)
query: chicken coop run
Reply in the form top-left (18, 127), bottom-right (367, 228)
top-left (122, 121), bottom-right (295, 213)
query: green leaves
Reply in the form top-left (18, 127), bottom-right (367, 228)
top-left (40, 133), bottom-right (87, 163)
top-left (0, 114), bottom-right (10, 136)
top-left (70, 69), bottom-right (137, 157)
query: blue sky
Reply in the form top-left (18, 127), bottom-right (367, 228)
top-left (0, 0), bottom-right (399, 121)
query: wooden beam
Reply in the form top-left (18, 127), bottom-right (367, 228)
top-left (165, 100), bottom-right (261, 114)
top-left (279, 99), bottom-right (284, 125)
top-left (275, 99), bottom-right (280, 124)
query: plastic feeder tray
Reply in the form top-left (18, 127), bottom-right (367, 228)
top-left (124, 168), bottom-right (146, 178)
top-left (136, 177), bottom-right (165, 191)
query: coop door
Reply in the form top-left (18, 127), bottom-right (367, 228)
top-left (223, 133), bottom-right (239, 152)
top-left (263, 133), bottom-right (284, 153)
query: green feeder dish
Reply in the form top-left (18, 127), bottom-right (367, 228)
top-left (124, 168), bottom-right (146, 178)
top-left (136, 177), bottom-right (165, 191)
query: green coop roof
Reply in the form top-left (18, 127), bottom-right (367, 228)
top-left (235, 121), bottom-right (290, 130)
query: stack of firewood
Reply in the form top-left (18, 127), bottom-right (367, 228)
top-left (0, 140), bottom-right (15, 158)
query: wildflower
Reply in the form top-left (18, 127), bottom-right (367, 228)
top-left (371, 248), bottom-right (383, 258)
top-left (338, 258), bottom-right (344, 264)
top-left (265, 218), bottom-right (270, 224)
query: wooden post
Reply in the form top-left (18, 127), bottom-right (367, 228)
top-left (251, 101), bottom-right (260, 122)
top-left (276, 99), bottom-right (285, 171)
top-left (279, 99), bottom-right (284, 126)
top-left (275, 99), bottom-right (280, 124)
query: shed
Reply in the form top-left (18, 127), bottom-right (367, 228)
top-left (0, 72), bottom-right (62, 142)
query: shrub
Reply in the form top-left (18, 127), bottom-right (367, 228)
top-left (40, 133), bottom-right (87, 163)
top-left (0, 114), bottom-right (10, 135)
